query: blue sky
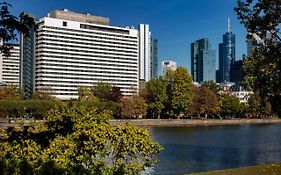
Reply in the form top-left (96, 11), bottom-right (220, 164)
top-left (7, 0), bottom-right (247, 72)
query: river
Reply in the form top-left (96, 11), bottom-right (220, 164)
top-left (150, 124), bottom-right (281, 175)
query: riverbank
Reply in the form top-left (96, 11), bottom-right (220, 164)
top-left (1, 118), bottom-right (281, 129)
top-left (110, 118), bottom-right (281, 127)
top-left (188, 163), bottom-right (281, 175)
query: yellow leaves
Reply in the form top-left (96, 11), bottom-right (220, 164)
top-left (0, 102), bottom-right (162, 174)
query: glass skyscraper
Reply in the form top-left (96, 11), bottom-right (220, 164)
top-left (218, 18), bottom-right (236, 83)
top-left (191, 38), bottom-right (216, 82)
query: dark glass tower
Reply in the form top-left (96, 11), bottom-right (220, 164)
top-left (151, 39), bottom-right (158, 78)
top-left (218, 18), bottom-right (236, 83)
top-left (191, 38), bottom-right (216, 82)
top-left (20, 14), bottom-right (36, 97)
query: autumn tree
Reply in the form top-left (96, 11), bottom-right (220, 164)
top-left (0, 85), bottom-right (24, 100)
top-left (199, 86), bottom-right (220, 118)
top-left (235, 0), bottom-right (281, 116)
top-left (188, 86), bottom-right (219, 118)
top-left (110, 86), bottom-right (122, 102)
top-left (188, 86), bottom-right (201, 118)
top-left (120, 96), bottom-right (148, 119)
top-left (201, 80), bottom-right (221, 94)
top-left (0, 101), bottom-right (162, 174)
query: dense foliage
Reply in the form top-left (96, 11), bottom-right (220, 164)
top-left (235, 0), bottom-right (281, 116)
top-left (0, 2), bottom-right (34, 55)
top-left (0, 101), bottom-right (162, 175)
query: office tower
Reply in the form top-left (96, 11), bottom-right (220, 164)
top-left (162, 60), bottom-right (176, 76)
top-left (0, 43), bottom-right (20, 86)
top-left (139, 24), bottom-right (151, 82)
top-left (20, 14), bottom-right (36, 97)
top-left (230, 60), bottom-right (244, 84)
top-left (191, 38), bottom-right (216, 82)
top-left (217, 43), bottom-right (224, 83)
top-left (218, 18), bottom-right (236, 83)
top-left (151, 39), bottom-right (158, 78)
top-left (35, 9), bottom-right (139, 100)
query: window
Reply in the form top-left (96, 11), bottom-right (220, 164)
top-left (63, 21), bottom-right (67, 27)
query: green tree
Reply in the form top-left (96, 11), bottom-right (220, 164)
top-left (247, 91), bottom-right (272, 118)
top-left (170, 67), bottom-right (193, 118)
top-left (0, 2), bottom-right (35, 55)
top-left (77, 86), bottom-right (97, 101)
top-left (146, 77), bottom-right (168, 119)
top-left (219, 94), bottom-right (241, 118)
top-left (92, 82), bottom-right (112, 101)
top-left (32, 87), bottom-right (56, 100)
top-left (235, 0), bottom-right (281, 116)
top-left (0, 101), bottom-right (162, 175)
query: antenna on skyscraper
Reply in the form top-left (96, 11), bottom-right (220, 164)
top-left (228, 17), bottom-right (230, 32)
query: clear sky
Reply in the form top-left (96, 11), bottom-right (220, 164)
top-left (7, 0), bottom-right (247, 73)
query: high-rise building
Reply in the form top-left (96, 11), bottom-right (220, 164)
top-left (218, 18), bottom-right (236, 83)
top-left (230, 60), bottom-right (244, 84)
top-left (191, 38), bottom-right (216, 82)
top-left (0, 43), bottom-right (20, 86)
top-left (162, 60), bottom-right (176, 76)
top-left (20, 14), bottom-right (36, 97)
top-left (138, 24), bottom-right (151, 82)
top-left (151, 38), bottom-right (158, 78)
top-left (35, 9), bottom-right (139, 100)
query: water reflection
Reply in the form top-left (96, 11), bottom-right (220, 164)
top-left (150, 124), bottom-right (281, 175)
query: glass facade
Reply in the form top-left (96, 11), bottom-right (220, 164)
top-left (151, 39), bottom-right (158, 78)
top-left (218, 32), bottom-right (236, 83)
top-left (20, 22), bottom-right (36, 97)
top-left (191, 38), bottom-right (216, 82)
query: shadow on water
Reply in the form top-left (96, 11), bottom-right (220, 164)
top-left (150, 124), bottom-right (281, 175)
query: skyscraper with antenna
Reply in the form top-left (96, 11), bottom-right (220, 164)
top-left (217, 17), bottom-right (236, 83)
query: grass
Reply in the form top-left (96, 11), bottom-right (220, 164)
top-left (188, 163), bottom-right (281, 175)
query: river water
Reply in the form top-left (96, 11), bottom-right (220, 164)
top-left (150, 124), bottom-right (281, 175)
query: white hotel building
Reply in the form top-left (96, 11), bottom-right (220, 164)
top-left (35, 9), bottom-right (139, 100)
top-left (0, 44), bottom-right (20, 86)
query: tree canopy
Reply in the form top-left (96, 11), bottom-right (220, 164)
top-left (0, 101), bottom-right (162, 174)
top-left (0, 2), bottom-right (35, 55)
top-left (235, 0), bottom-right (281, 116)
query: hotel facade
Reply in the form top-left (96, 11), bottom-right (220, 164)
top-left (0, 44), bottom-right (21, 86)
top-left (35, 10), bottom-right (140, 100)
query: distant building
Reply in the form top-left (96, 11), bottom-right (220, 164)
top-left (216, 69), bottom-right (221, 83)
top-left (151, 39), bottom-right (158, 79)
top-left (139, 24), bottom-right (151, 82)
top-left (218, 82), bottom-right (235, 95)
top-left (230, 60), bottom-right (244, 84)
top-left (0, 43), bottom-right (20, 86)
top-left (218, 18), bottom-right (236, 83)
top-left (231, 86), bottom-right (253, 103)
top-left (35, 9), bottom-right (139, 99)
top-left (191, 38), bottom-right (216, 82)
top-left (162, 60), bottom-right (176, 76)
top-left (20, 14), bottom-right (36, 97)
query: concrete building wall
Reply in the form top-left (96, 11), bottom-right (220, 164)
top-left (0, 44), bottom-right (20, 86)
